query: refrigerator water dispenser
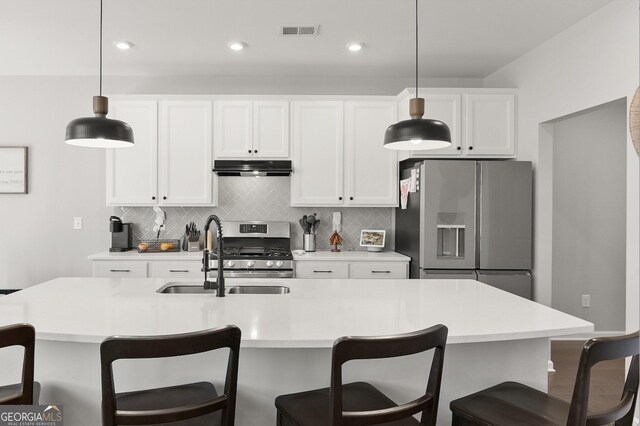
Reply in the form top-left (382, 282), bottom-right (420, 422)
top-left (437, 225), bottom-right (465, 258)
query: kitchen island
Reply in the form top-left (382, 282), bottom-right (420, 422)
top-left (0, 277), bottom-right (592, 425)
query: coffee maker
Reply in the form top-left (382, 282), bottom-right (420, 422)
top-left (109, 216), bottom-right (133, 252)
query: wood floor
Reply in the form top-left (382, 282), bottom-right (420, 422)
top-left (548, 340), bottom-right (625, 413)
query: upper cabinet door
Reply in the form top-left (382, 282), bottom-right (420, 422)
top-left (107, 101), bottom-right (158, 206)
top-left (214, 101), bottom-right (253, 158)
top-left (464, 93), bottom-right (515, 157)
top-left (158, 101), bottom-right (214, 206)
top-left (411, 93), bottom-right (462, 156)
top-left (253, 101), bottom-right (290, 158)
top-left (291, 101), bottom-right (344, 206)
top-left (345, 101), bottom-right (398, 206)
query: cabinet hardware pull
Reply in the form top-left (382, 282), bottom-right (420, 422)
top-left (152, 196), bottom-right (156, 200)
top-left (169, 270), bottom-right (189, 273)
top-left (338, 197), bottom-right (342, 200)
top-left (313, 270), bottom-right (333, 273)
top-left (248, 149), bottom-right (252, 153)
top-left (110, 269), bottom-right (130, 272)
top-left (371, 270), bottom-right (391, 273)
top-left (349, 197), bottom-right (353, 200)
top-left (163, 196), bottom-right (167, 200)
top-left (468, 146), bottom-right (474, 150)
top-left (457, 146), bottom-right (462, 151)
top-left (254, 150), bottom-right (258, 153)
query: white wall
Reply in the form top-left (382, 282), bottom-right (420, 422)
top-left (0, 77), bottom-right (111, 288)
top-left (551, 100), bottom-right (627, 331)
top-left (0, 74), bottom-right (482, 289)
top-left (484, 0), bottom-right (639, 334)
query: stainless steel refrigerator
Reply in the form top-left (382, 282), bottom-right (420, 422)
top-left (395, 160), bottom-right (533, 299)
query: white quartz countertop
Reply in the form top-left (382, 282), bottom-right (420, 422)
top-left (0, 278), bottom-right (592, 347)
top-left (292, 250), bottom-right (410, 261)
top-left (88, 250), bottom-right (410, 262)
top-left (88, 251), bottom-right (203, 261)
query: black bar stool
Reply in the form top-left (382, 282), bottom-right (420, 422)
top-left (0, 323), bottom-right (39, 405)
top-left (450, 331), bottom-right (639, 426)
top-left (275, 324), bottom-right (448, 426)
top-left (100, 325), bottom-right (241, 426)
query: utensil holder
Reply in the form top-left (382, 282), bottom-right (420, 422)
top-left (303, 234), bottom-right (316, 252)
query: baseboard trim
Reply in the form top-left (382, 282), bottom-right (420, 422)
top-left (634, 416), bottom-right (639, 426)
top-left (551, 331), bottom-right (626, 341)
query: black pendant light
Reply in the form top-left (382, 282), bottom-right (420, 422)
top-left (384, 0), bottom-right (451, 151)
top-left (65, 0), bottom-right (134, 148)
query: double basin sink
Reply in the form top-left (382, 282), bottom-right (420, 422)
top-left (158, 283), bottom-right (290, 295)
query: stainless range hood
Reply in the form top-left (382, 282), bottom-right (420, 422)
top-left (213, 160), bottom-right (292, 176)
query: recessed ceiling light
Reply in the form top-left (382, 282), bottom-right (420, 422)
top-left (228, 41), bottom-right (247, 51)
top-left (113, 41), bottom-right (134, 50)
top-left (346, 42), bottom-right (364, 52)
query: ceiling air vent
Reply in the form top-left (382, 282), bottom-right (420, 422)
top-left (279, 25), bottom-right (320, 36)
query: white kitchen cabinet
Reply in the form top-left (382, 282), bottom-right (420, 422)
top-left (291, 100), bottom-right (397, 207)
top-left (399, 93), bottom-right (463, 157)
top-left (214, 100), bottom-right (289, 159)
top-left (159, 101), bottom-right (214, 205)
top-left (344, 101), bottom-right (398, 206)
top-left (295, 260), bottom-right (408, 279)
top-left (107, 101), bottom-right (158, 205)
top-left (92, 260), bottom-right (202, 278)
top-left (106, 100), bottom-right (216, 206)
top-left (396, 89), bottom-right (516, 160)
top-left (291, 101), bottom-right (344, 206)
top-left (93, 261), bottom-right (148, 278)
top-left (464, 93), bottom-right (515, 157)
top-left (295, 261), bottom-right (350, 279)
top-left (351, 262), bottom-right (408, 279)
top-left (148, 261), bottom-right (202, 278)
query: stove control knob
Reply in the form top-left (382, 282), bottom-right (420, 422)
top-left (227, 261), bottom-right (235, 267)
top-left (266, 260), bottom-right (274, 267)
top-left (276, 261), bottom-right (284, 268)
top-left (247, 260), bottom-right (256, 268)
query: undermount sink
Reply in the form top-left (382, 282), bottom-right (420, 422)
top-left (227, 286), bottom-right (290, 295)
top-left (157, 283), bottom-right (290, 295)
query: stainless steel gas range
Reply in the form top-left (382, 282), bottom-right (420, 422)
top-left (208, 221), bottom-right (293, 278)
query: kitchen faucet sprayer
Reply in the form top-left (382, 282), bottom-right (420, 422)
top-left (202, 215), bottom-right (225, 297)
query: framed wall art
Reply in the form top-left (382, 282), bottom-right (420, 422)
top-left (0, 146), bottom-right (28, 194)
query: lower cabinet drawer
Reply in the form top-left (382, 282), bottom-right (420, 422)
top-left (93, 262), bottom-right (148, 278)
top-left (148, 261), bottom-right (203, 278)
top-left (295, 262), bottom-right (349, 279)
top-left (351, 262), bottom-right (407, 279)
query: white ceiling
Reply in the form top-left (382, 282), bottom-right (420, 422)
top-left (0, 0), bottom-right (613, 78)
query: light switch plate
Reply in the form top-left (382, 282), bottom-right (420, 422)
top-left (73, 217), bottom-right (83, 230)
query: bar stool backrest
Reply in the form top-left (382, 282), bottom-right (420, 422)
top-left (0, 323), bottom-right (35, 405)
top-left (330, 323), bottom-right (448, 426)
top-left (100, 325), bottom-right (241, 426)
top-left (568, 331), bottom-right (639, 426)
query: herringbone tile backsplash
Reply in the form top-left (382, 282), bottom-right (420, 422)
top-left (114, 177), bottom-right (393, 251)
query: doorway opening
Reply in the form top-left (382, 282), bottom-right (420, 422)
top-left (544, 98), bottom-right (627, 333)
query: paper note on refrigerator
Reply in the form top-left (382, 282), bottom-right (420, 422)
top-left (400, 178), bottom-right (410, 209)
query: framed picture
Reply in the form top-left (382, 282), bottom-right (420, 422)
top-left (0, 147), bottom-right (28, 194)
top-left (360, 229), bottom-right (386, 252)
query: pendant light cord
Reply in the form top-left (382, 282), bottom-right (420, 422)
top-left (415, 0), bottom-right (418, 99)
top-left (99, 0), bottom-right (103, 96)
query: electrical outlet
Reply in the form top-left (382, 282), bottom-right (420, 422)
top-left (581, 294), bottom-right (591, 308)
top-left (73, 217), bottom-right (83, 230)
